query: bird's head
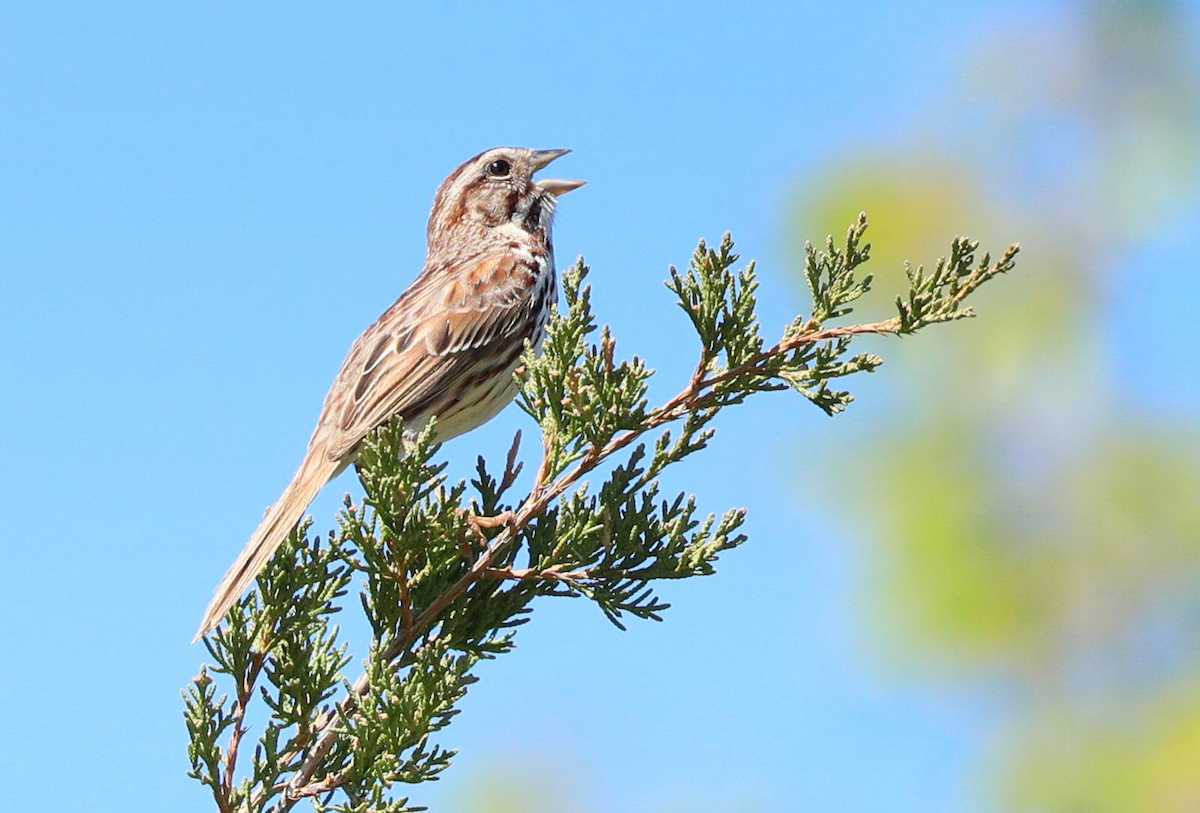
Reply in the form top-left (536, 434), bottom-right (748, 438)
top-left (427, 147), bottom-right (584, 247)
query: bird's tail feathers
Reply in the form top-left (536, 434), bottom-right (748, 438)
top-left (193, 451), bottom-right (341, 642)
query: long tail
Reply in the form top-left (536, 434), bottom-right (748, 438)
top-left (193, 449), bottom-right (342, 642)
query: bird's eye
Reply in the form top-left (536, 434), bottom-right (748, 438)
top-left (485, 159), bottom-right (511, 178)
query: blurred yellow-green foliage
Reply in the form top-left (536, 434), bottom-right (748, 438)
top-left (793, 1), bottom-right (1200, 810)
top-left (450, 761), bottom-right (583, 813)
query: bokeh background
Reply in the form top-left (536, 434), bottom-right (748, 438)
top-left (3, 2), bottom-right (1198, 811)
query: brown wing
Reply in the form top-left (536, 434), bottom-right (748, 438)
top-left (318, 250), bottom-right (545, 460)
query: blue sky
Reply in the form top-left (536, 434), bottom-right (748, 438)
top-left (2, 2), bottom-right (1197, 811)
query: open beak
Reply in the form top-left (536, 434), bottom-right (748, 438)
top-left (530, 148), bottom-right (585, 197)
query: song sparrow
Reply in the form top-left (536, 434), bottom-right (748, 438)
top-left (194, 147), bottom-right (584, 641)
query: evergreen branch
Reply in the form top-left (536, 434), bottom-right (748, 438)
top-left (188, 215), bottom-right (1018, 812)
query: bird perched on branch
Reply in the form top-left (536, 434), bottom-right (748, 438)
top-left (195, 147), bottom-right (584, 641)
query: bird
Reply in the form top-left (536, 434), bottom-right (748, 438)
top-left (194, 147), bottom-right (584, 641)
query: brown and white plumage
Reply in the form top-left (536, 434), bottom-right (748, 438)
top-left (194, 147), bottom-right (583, 641)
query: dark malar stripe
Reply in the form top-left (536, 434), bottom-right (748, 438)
top-left (523, 197), bottom-right (543, 235)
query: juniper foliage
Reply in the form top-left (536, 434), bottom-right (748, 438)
top-left (185, 215), bottom-right (1018, 811)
